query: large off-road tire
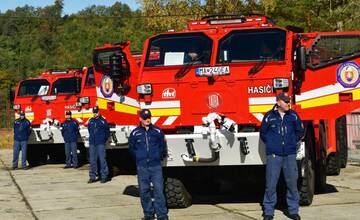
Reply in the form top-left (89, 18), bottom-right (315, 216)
top-left (336, 116), bottom-right (348, 168)
top-left (27, 144), bottom-right (47, 167)
top-left (326, 152), bottom-right (341, 176)
top-left (164, 177), bottom-right (192, 208)
top-left (27, 144), bottom-right (41, 167)
top-left (299, 124), bottom-right (315, 206)
top-left (315, 122), bottom-right (327, 193)
top-left (48, 146), bottom-right (65, 163)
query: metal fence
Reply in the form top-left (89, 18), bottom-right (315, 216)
top-left (347, 109), bottom-right (360, 150)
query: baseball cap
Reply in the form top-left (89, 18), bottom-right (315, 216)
top-left (92, 106), bottom-right (99, 114)
top-left (276, 92), bottom-right (291, 103)
top-left (19, 111), bottom-right (25, 116)
top-left (139, 109), bottom-right (151, 119)
top-left (65, 111), bottom-right (72, 116)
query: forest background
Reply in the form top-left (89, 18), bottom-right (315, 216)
top-left (0, 0), bottom-right (359, 129)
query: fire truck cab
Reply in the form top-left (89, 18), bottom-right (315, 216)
top-left (13, 67), bottom-right (97, 166)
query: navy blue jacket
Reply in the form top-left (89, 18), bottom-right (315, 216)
top-left (129, 124), bottom-right (166, 167)
top-left (13, 118), bottom-right (31, 141)
top-left (88, 116), bottom-right (110, 145)
top-left (260, 107), bottom-right (304, 156)
top-left (61, 118), bottom-right (79, 143)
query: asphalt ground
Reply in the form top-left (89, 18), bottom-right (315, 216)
top-left (1, 149), bottom-right (360, 220)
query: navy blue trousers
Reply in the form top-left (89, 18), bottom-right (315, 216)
top-left (12, 140), bottom-right (27, 168)
top-left (89, 144), bottom-right (108, 180)
top-left (64, 142), bottom-right (78, 167)
top-left (263, 154), bottom-right (299, 216)
top-left (137, 165), bottom-right (168, 218)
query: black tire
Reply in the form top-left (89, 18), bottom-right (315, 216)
top-left (299, 124), bottom-right (315, 206)
top-left (315, 122), bottom-right (327, 193)
top-left (48, 146), bottom-right (65, 163)
top-left (164, 177), bottom-right (192, 208)
top-left (326, 152), bottom-right (340, 175)
top-left (27, 144), bottom-right (41, 167)
top-left (336, 116), bottom-right (348, 168)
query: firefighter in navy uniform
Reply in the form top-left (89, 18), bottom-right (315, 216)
top-left (12, 111), bottom-right (31, 170)
top-left (129, 109), bottom-right (169, 220)
top-left (61, 111), bottom-right (79, 169)
top-left (87, 106), bottom-right (110, 183)
top-left (260, 92), bottom-right (304, 220)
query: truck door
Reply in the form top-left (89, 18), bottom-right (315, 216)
top-left (297, 32), bottom-right (360, 120)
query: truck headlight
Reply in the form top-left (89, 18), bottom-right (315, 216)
top-left (137, 84), bottom-right (152, 95)
top-left (13, 104), bottom-right (21, 110)
top-left (79, 96), bottom-right (90, 104)
top-left (273, 78), bottom-right (289, 89)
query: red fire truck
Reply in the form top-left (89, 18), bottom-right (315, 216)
top-left (13, 67), bottom-right (97, 166)
top-left (92, 15), bottom-right (359, 207)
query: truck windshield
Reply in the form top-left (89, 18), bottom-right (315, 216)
top-left (18, 79), bottom-right (50, 97)
top-left (51, 77), bottom-right (82, 95)
top-left (217, 29), bottom-right (286, 63)
top-left (145, 33), bottom-right (212, 67)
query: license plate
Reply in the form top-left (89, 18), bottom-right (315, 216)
top-left (196, 66), bottom-right (230, 76)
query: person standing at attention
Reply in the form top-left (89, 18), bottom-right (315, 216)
top-left (260, 92), bottom-right (304, 220)
top-left (87, 106), bottom-right (110, 183)
top-left (12, 111), bottom-right (31, 170)
top-left (129, 109), bottom-right (169, 220)
top-left (61, 111), bottom-right (79, 168)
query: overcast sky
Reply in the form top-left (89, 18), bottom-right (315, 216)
top-left (0, 0), bottom-right (140, 15)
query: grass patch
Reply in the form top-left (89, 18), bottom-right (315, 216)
top-left (0, 129), bottom-right (13, 149)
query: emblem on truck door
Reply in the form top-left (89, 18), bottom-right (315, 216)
top-left (337, 61), bottom-right (360, 88)
top-left (100, 75), bottom-right (114, 98)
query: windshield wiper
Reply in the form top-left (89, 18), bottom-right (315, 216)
top-left (174, 53), bottom-right (205, 79)
top-left (248, 58), bottom-right (268, 76)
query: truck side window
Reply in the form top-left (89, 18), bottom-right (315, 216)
top-left (308, 34), bottom-right (360, 68)
top-left (85, 67), bottom-right (95, 87)
top-left (18, 79), bottom-right (50, 97)
top-left (145, 33), bottom-right (212, 67)
top-left (51, 77), bottom-right (82, 95)
top-left (217, 29), bottom-right (286, 63)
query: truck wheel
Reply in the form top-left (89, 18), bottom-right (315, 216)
top-left (315, 122), bottom-right (327, 193)
top-left (48, 147), bottom-right (65, 163)
top-left (299, 125), bottom-right (315, 206)
top-left (326, 152), bottom-right (340, 175)
top-left (164, 177), bottom-right (192, 208)
top-left (27, 144), bottom-right (41, 167)
top-left (336, 116), bottom-right (348, 168)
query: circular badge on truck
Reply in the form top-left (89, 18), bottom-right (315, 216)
top-left (100, 75), bottom-right (114, 98)
top-left (337, 62), bottom-right (360, 88)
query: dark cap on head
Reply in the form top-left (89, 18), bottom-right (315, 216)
top-left (93, 106), bottom-right (99, 114)
top-left (276, 92), bottom-right (291, 102)
top-left (139, 109), bottom-right (151, 119)
top-left (65, 111), bottom-right (72, 116)
top-left (19, 111), bottom-right (25, 116)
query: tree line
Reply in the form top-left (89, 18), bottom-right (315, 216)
top-left (0, 0), bottom-right (359, 94)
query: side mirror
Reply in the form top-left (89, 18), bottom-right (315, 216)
top-left (298, 46), bottom-right (307, 71)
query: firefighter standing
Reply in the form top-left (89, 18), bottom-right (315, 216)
top-left (61, 111), bottom-right (79, 168)
top-left (260, 92), bottom-right (304, 220)
top-left (87, 106), bottom-right (110, 183)
top-left (12, 111), bottom-right (31, 170)
top-left (129, 109), bottom-right (169, 220)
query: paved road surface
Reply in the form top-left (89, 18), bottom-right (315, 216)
top-left (1, 149), bottom-right (360, 220)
